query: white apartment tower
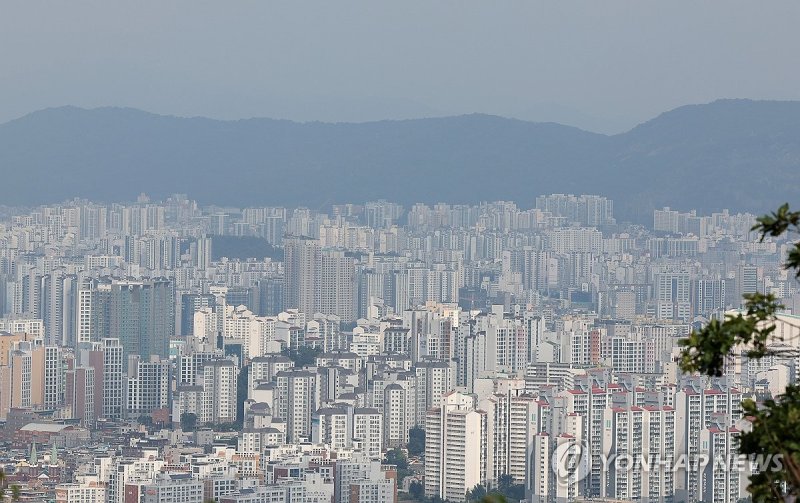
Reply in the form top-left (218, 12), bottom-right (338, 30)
top-left (414, 360), bottom-right (454, 421)
top-left (125, 355), bottom-right (171, 418)
top-left (101, 338), bottom-right (124, 420)
top-left (199, 359), bottom-right (238, 424)
top-left (601, 406), bottom-right (676, 502)
top-left (699, 422), bottom-right (744, 503)
top-left (424, 391), bottom-right (487, 501)
top-left (371, 372), bottom-right (417, 447)
top-left (480, 391), bottom-right (541, 487)
top-left (675, 384), bottom-right (742, 503)
top-left (275, 369), bottom-right (318, 442)
top-left (313, 405), bottom-right (383, 459)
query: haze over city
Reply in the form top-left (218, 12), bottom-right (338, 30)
top-left (1, 3), bottom-right (799, 503)
top-left (3, 1), bottom-right (800, 132)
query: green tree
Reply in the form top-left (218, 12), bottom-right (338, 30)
top-left (180, 412), bottom-right (198, 432)
top-left (214, 422), bottom-right (241, 433)
top-left (384, 448), bottom-right (409, 469)
top-left (467, 484), bottom-right (488, 501)
top-left (384, 448), bottom-right (412, 483)
top-left (679, 203), bottom-right (800, 502)
top-left (505, 485), bottom-right (525, 501)
top-left (10, 485), bottom-right (20, 502)
top-left (408, 427), bottom-right (425, 457)
top-left (480, 494), bottom-right (508, 503)
top-left (281, 345), bottom-right (321, 367)
top-left (497, 474), bottom-right (514, 494)
top-left (0, 469), bottom-right (5, 501)
top-left (408, 480), bottom-right (424, 501)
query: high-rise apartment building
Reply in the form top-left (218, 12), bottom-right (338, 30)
top-left (371, 371), bottom-right (418, 447)
top-left (737, 264), bottom-right (761, 302)
top-left (654, 271), bottom-right (691, 321)
top-left (110, 278), bottom-right (174, 358)
top-left (257, 277), bottom-right (284, 316)
top-left (65, 366), bottom-right (95, 427)
top-left (698, 420), bottom-right (745, 503)
top-left (480, 390), bottom-right (540, 487)
top-left (78, 278), bottom-right (174, 358)
top-left (674, 383), bottom-right (743, 502)
top-left (334, 452), bottom-right (397, 503)
top-left (601, 405), bottom-right (675, 502)
top-left (317, 249), bottom-right (356, 322)
top-left (41, 269), bottom-right (78, 347)
top-left (275, 368), bottom-right (318, 442)
top-left (82, 338), bottom-right (124, 421)
top-left (200, 359), bottom-right (239, 425)
top-left (141, 473), bottom-right (204, 503)
top-left (536, 194), bottom-right (614, 227)
top-left (283, 235), bottom-right (319, 316)
top-left (125, 355), bottom-right (171, 418)
top-left (180, 293), bottom-right (215, 337)
top-left (414, 360), bottom-right (454, 420)
top-left (424, 391), bottom-right (487, 501)
top-left (0, 342), bottom-right (64, 417)
top-left (313, 405), bottom-right (383, 459)
top-left (693, 279), bottom-right (726, 317)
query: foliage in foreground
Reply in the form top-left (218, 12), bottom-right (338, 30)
top-left (679, 204), bottom-right (800, 501)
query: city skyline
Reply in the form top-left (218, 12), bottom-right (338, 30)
top-left (2, 2), bottom-right (799, 502)
top-left (0, 191), bottom-right (795, 501)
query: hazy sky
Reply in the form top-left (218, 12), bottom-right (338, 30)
top-left (2, 1), bottom-right (799, 133)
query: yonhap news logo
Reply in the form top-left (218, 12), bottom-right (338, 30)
top-left (550, 440), bottom-right (786, 484)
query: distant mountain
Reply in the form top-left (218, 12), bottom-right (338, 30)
top-left (1, 99), bottom-right (799, 222)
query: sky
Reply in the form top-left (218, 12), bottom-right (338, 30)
top-left (2, 1), bottom-right (799, 133)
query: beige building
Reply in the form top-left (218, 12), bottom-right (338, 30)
top-left (0, 342), bottom-right (63, 419)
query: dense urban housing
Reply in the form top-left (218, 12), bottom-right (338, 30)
top-left (0, 194), bottom-right (794, 502)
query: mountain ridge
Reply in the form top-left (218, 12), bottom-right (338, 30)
top-left (1, 99), bottom-right (799, 222)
